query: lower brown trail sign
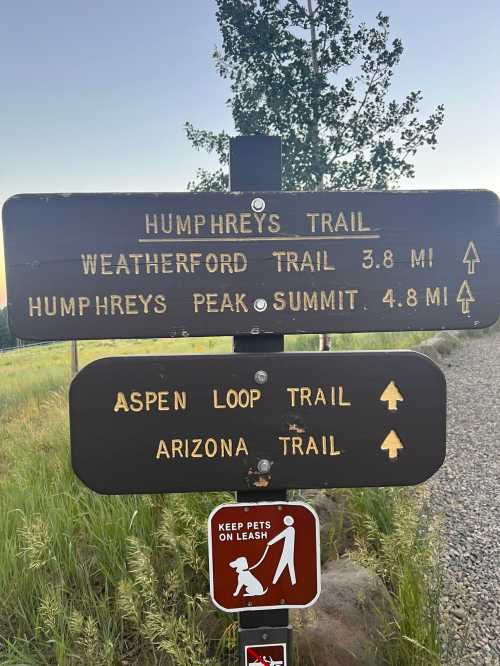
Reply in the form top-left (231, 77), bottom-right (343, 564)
top-left (69, 351), bottom-right (446, 494)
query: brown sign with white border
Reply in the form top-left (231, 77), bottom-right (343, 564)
top-left (208, 501), bottom-right (320, 613)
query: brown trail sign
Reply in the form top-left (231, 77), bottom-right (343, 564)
top-left (2, 189), bottom-right (499, 341)
top-left (208, 502), bottom-right (320, 613)
top-left (69, 351), bottom-right (446, 495)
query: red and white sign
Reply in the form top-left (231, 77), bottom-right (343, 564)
top-left (245, 643), bottom-right (287, 666)
top-left (208, 501), bottom-right (321, 612)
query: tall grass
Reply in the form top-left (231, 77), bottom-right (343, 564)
top-left (347, 488), bottom-right (442, 665)
top-left (0, 332), bottom-right (441, 664)
top-left (0, 385), bottom-right (236, 664)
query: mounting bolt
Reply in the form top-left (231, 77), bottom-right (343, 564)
top-left (254, 370), bottom-right (268, 385)
top-left (262, 633), bottom-right (269, 641)
top-left (251, 197), bottom-right (266, 213)
top-left (257, 459), bottom-right (272, 474)
top-left (254, 298), bottom-right (268, 312)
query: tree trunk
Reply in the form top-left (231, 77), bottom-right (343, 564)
top-left (307, 1), bottom-right (331, 352)
top-left (319, 333), bottom-right (331, 351)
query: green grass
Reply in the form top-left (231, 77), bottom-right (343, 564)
top-left (346, 488), bottom-right (442, 665)
top-left (0, 332), bottom-right (442, 665)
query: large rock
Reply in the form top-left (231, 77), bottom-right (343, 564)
top-left (430, 331), bottom-right (460, 355)
top-left (411, 340), bottom-right (442, 363)
top-left (301, 491), bottom-right (354, 563)
top-left (295, 559), bottom-right (393, 666)
top-left (412, 331), bottom-right (460, 363)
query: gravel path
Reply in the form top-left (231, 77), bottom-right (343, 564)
top-left (429, 330), bottom-right (500, 665)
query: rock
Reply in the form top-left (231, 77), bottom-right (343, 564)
top-left (433, 331), bottom-right (461, 353)
top-left (455, 325), bottom-right (493, 339)
top-left (295, 559), bottom-right (393, 666)
top-left (301, 491), bottom-right (354, 562)
top-left (417, 332), bottom-right (459, 359)
top-left (451, 608), bottom-right (466, 620)
top-left (412, 322), bottom-right (499, 368)
top-left (412, 341), bottom-right (442, 363)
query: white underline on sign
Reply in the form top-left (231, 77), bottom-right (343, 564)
top-left (137, 234), bottom-right (381, 243)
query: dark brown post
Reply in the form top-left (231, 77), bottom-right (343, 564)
top-left (230, 135), bottom-right (292, 665)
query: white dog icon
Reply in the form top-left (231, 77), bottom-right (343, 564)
top-left (230, 556), bottom-right (268, 597)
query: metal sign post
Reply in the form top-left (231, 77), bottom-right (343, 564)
top-left (230, 137), bottom-right (292, 665)
top-left (70, 340), bottom-right (79, 376)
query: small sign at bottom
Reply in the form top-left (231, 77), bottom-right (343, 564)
top-left (245, 643), bottom-right (287, 666)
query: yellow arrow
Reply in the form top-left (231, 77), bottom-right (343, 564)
top-left (463, 241), bottom-right (480, 275)
top-left (457, 280), bottom-right (475, 315)
top-left (380, 380), bottom-right (404, 411)
top-left (381, 430), bottom-right (404, 460)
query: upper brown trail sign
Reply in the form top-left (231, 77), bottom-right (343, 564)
top-left (3, 189), bottom-right (499, 340)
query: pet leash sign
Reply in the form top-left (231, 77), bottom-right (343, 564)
top-left (208, 501), bottom-right (320, 612)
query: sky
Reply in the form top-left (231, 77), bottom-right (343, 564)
top-left (1, 0), bottom-right (500, 306)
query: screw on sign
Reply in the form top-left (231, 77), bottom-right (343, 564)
top-left (245, 644), bottom-right (287, 666)
top-left (208, 502), bottom-right (321, 613)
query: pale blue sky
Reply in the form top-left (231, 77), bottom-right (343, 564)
top-left (1, 0), bottom-right (500, 302)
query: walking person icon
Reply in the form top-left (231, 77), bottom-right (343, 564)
top-left (268, 515), bottom-right (296, 586)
